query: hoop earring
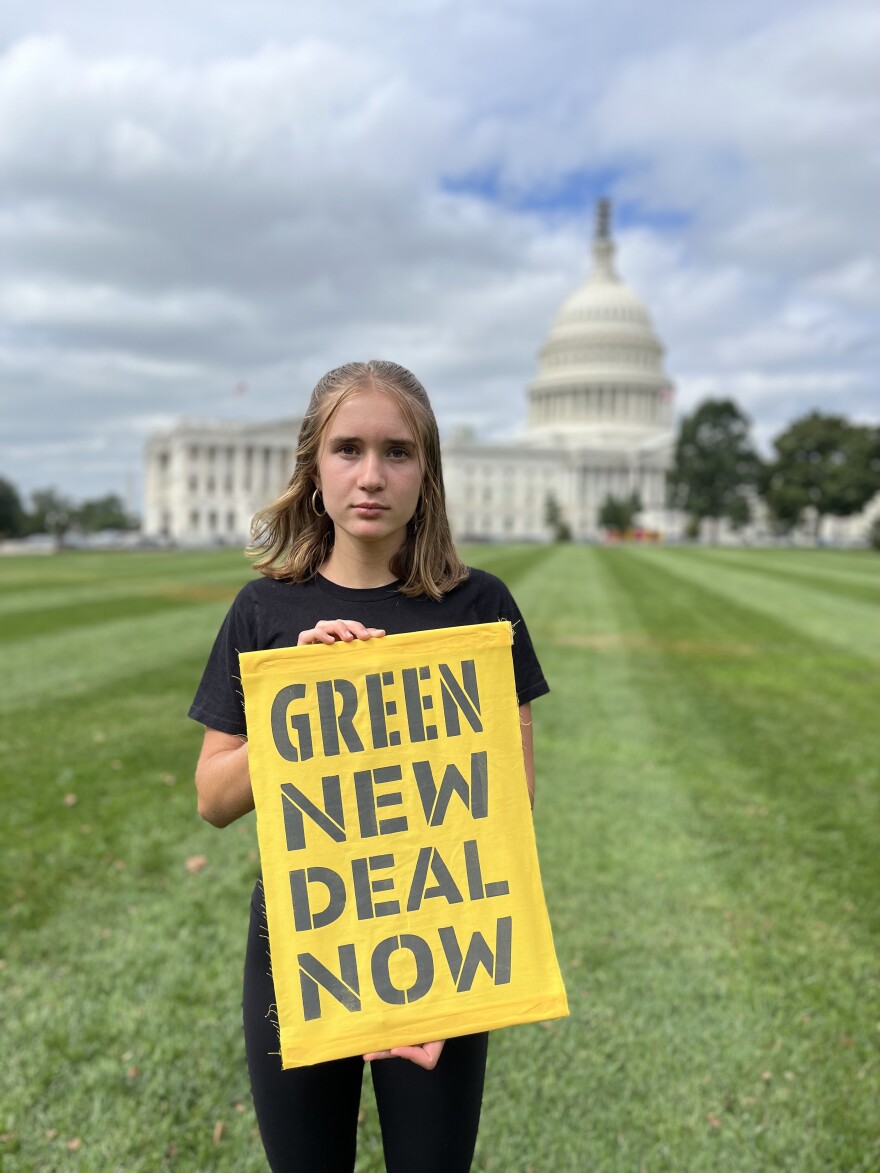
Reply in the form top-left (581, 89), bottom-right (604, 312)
top-left (311, 489), bottom-right (326, 517)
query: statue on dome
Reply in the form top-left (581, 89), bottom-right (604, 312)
top-left (596, 197), bottom-right (611, 241)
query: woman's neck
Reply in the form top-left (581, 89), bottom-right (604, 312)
top-left (319, 538), bottom-right (400, 589)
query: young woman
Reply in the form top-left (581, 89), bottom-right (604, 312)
top-left (189, 360), bottom-right (549, 1172)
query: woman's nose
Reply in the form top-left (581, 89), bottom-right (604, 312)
top-left (358, 451), bottom-right (385, 489)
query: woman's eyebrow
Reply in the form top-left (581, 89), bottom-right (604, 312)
top-left (328, 434), bottom-right (415, 447)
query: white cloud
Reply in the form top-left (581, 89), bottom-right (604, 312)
top-left (0, 1), bottom-right (876, 505)
top-left (595, 3), bottom-right (880, 262)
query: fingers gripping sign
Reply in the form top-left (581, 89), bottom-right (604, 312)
top-left (364, 1040), bottom-right (445, 1071)
top-left (297, 619), bottom-right (386, 646)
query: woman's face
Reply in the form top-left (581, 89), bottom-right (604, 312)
top-left (315, 387), bottom-right (424, 555)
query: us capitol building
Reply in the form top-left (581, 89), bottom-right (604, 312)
top-left (144, 200), bottom-right (676, 544)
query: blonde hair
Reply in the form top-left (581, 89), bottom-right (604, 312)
top-left (249, 360), bottom-right (468, 600)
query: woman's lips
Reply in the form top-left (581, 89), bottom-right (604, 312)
top-left (353, 503), bottom-right (387, 515)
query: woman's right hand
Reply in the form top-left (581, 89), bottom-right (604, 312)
top-left (297, 620), bottom-right (385, 646)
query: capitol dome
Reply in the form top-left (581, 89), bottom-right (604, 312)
top-left (526, 199), bottom-right (672, 448)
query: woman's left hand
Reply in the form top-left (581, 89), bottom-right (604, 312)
top-left (363, 1040), bottom-right (445, 1070)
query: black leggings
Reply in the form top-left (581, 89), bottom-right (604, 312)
top-left (243, 891), bottom-right (489, 1172)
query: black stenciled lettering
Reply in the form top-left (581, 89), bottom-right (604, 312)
top-left (463, 838), bottom-right (484, 899)
top-left (298, 945), bottom-right (361, 1020)
top-left (371, 934), bottom-right (435, 1005)
top-left (401, 666), bottom-right (438, 743)
top-left (438, 916), bottom-right (512, 992)
top-left (281, 776), bottom-right (345, 851)
top-left (365, 673), bottom-right (390, 749)
top-left (463, 838), bottom-right (510, 899)
top-left (412, 751), bottom-right (488, 826)
top-left (270, 684), bottom-right (314, 762)
top-left (406, 846), bottom-right (464, 911)
top-left (289, 866), bottom-right (346, 931)
top-left (365, 672), bottom-right (402, 749)
top-left (316, 679), bottom-right (365, 757)
top-left (352, 854), bottom-right (400, 920)
top-left (382, 671), bottom-right (401, 745)
top-left (354, 765), bottom-right (408, 838)
top-left (438, 660), bottom-right (482, 737)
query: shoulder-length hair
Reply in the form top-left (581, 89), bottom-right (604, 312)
top-left (249, 360), bottom-right (468, 600)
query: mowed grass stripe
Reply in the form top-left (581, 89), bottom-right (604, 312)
top-left (495, 550), bottom-right (732, 1161)
top-left (459, 543), bottom-right (559, 592)
top-left (0, 601), bottom-right (235, 715)
top-left (528, 548), bottom-right (877, 1168)
top-left (589, 549), bottom-right (879, 1164)
top-left (670, 546), bottom-right (880, 606)
top-left (3, 650), bottom-right (245, 935)
top-left (3, 644), bottom-right (266, 1170)
top-left (628, 545), bottom-right (880, 660)
top-left (597, 551), bottom-right (879, 916)
top-left (0, 592), bottom-right (238, 643)
top-left (477, 547), bottom-right (841, 1169)
top-left (1, 561), bottom-right (265, 1169)
top-left (683, 546), bottom-right (879, 583)
top-left (0, 572), bottom-right (245, 620)
top-left (474, 546), bottom-right (693, 1169)
top-left (0, 551), bottom-right (253, 628)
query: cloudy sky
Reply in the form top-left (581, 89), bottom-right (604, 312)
top-left (1, 0), bottom-right (877, 507)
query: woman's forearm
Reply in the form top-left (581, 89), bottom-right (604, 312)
top-left (196, 732), bottom-right (255, 827)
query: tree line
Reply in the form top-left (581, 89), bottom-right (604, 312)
top-left (0, 482), bottom-right (138, 542)
top-left (666, 403), bottom-right (880, 540)
top-left (594, 404), bottom-right (880, 543)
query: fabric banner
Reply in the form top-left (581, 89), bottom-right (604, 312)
top-left (240, 621), bottom-right (568, 1068)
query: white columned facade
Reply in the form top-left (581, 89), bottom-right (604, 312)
top-left (144, 418), bottom-right (302, 544)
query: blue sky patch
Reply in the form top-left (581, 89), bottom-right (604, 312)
top-left (440, 166), bottom-right (691, 235)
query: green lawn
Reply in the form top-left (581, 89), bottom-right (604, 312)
top-left (2, 546), bottom-right (878, 1172)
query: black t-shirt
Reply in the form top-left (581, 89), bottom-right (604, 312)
top-left (189, 569), bottom-right (549, 737)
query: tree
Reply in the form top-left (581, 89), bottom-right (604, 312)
top-left (74, 493), bottom-right (137, 533)
top-left (543, 493), bottom-right (572, 542)
top-left (725, 493), bottom-right (752, 532)
top-left (0, 477), bottom-right (25, 538)
top-left (762, 414), bottom-right (880, 539)
top-left (598, 491), bottom-right (641, 533)
top-left (27, 488), bottom-right (74, 546)
top-left (667, 398), bottom-right (761, 539)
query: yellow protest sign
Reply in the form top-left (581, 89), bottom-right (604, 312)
top-left (240, 621), bottom-right (568, 1068)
